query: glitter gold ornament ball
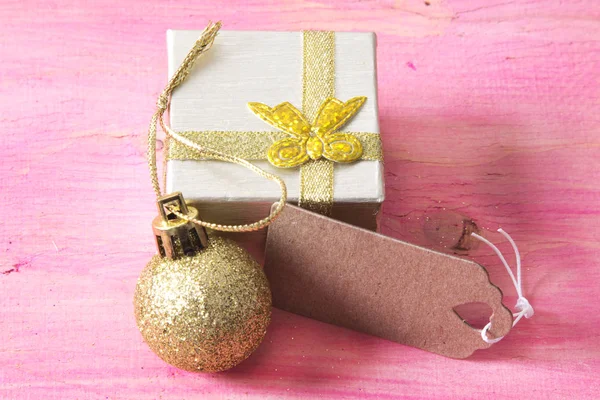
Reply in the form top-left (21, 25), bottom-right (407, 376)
top-left (134, 236), bottom-right (272, 372)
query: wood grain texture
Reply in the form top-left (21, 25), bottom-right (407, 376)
top-left (1, 0), bottom-right (599, 399)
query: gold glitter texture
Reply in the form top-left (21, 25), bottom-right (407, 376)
top-left (134, 236), bottom-right (272, 372)
top-left (247, 97), bottom-right (367, 168)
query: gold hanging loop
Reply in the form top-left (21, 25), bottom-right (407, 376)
top-left (147, 21), bottom-right (287, 233)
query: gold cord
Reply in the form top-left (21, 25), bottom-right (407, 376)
top-left (148, 21), bottom-right (287, 233)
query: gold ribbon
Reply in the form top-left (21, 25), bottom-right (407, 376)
top-left (299, 31), bottom-right (336, 214)
top-left (167, 31), bottom-right (382, 215)
top-left (169, 131), bottom-right (383, 161)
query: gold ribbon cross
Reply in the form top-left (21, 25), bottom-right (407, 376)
top-left (167, 31), bottom-right (383, 215)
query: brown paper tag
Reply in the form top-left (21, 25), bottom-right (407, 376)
top-left (264, 205), bottom-right (513, 358)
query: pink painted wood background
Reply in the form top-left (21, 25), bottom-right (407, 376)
top-left (1, 0), bottom-right (599, 398)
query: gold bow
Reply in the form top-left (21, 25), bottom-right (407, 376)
top-left (247, 97), bottom-right (367, 168)
top-left (167, 31), bottom-right (383, 216)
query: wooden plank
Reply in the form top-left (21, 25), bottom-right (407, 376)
top-left (1, 0), bottom-right (599, 398)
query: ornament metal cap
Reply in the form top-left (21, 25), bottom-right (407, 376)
top-left (152, 192), bottom-right (208, 259)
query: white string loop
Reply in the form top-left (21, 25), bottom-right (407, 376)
top-left (471, 229), bottom-right (534, 344)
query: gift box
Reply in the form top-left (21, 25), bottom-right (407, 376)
top-left (165, 30), bottom-right (384, 248)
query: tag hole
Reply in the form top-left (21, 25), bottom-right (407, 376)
top-left (453, 302), bottom-right (493, 329)
top-left (423, 211), bottom-right (480, 254)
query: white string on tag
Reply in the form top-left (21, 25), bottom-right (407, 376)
top-left (471, 229), bottom-right (534, 344)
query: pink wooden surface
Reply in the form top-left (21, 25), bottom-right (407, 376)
top-left (1, 0), bottom-right (599, 398)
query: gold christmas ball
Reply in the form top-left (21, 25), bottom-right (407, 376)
top-left (134, 236), bottom-right (271, 372)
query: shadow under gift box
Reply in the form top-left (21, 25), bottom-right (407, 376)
top-left (166, 30), bottom-right (384, 253)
